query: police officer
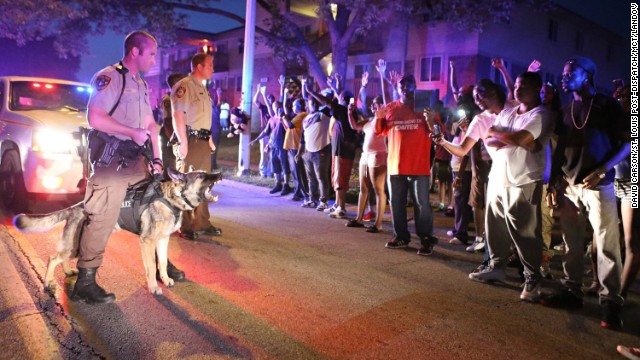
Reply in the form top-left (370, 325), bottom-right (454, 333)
top-left (172, 52), bottom-right (221, 240)
top-left (71, 31), bottom-right (166, 304)
top-left (160, 73), bottom-right (186, 171)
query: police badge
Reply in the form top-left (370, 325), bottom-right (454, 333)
top-left (176, 86), bottom-right (186, 99)
top-left (95, 75), bottom-right (111, 91)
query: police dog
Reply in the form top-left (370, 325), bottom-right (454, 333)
top-left (13, 167), bottom-right (222, 295)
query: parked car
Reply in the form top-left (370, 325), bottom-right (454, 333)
top-left (0, 76), bottom-right (90, 212)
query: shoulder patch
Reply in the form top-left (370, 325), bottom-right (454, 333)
top-left (94, 75), bottom-right (111, 91)
top-left (176, 86), bottom-right (186, 99)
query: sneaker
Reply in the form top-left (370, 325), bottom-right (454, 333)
top-left (553, 243), bottom-right (565, 252)
top-left (385, 237), bottom-right (410, 249)
top-left (316, 202), bottom-right (329, 211)
top-left (269, 183), bottom-right (283, 194)
top-left (540, 288), bottom-right (583, 309)
top-left (329, 207), bottom-right (347, 219)
top-left (417, 244), bottom-right (434, 256)
top-left (617, 345), bottom-right (640, 360)
top-left (280, 185), bottom-right (294, 196)
top-left (301, 200), bottom-right (317, 208)
top-left (443, 208), bottom-right (455, 217)
top-left (601, 300), bottom-right (623, 330)
top-left (520, 278), bottom-right (542, 302)
top-left (466, 237), bottom-right (484, 253)
top-left (468, 266), bottom-right (506, 282)
top-left (291, 195), bottom-right (303, 201)
top-left (470, 263), bottom-right (490, 274)
top-left (446, 230), bottom-right (455, 237)
top-left (362, 211), bottom-right (375, 222)
top-left (449, 237), bottom-right (466, 245)
top-left (324, 204), bottom-right (337, 213)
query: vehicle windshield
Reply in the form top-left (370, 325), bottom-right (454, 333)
top-left (9, 81), bottom-right (90, 112)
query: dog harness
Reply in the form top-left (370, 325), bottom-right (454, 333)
top-left (117, 176), bottom-right (181, 235)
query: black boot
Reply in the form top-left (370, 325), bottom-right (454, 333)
top-left (70, 267), bottom-right (116, 304)
top-left (156, 256), bottom-right (186, 282)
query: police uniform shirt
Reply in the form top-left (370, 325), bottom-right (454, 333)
top-left (170, 75), bottom-right (212, 131)
top-left (88, 63), bottom-right (152, 141)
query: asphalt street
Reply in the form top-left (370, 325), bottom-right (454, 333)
top-left (0, 178), bottom-right (638, 359)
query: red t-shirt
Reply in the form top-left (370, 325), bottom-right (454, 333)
top-left (374, 100), bottom-right (432, 176)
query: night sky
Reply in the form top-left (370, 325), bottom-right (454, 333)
top-left (76, 0), bottom-right (630, 82)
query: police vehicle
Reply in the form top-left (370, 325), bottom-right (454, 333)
top-left (0, 76), bottom-right (90, 212)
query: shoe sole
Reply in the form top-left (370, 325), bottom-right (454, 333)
top-left (385, 243), bottom-right (409, 249)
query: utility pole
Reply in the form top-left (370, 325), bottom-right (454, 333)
top-left (238, 0), bottom-right (256, 176)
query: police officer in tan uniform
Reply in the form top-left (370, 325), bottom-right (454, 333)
top-left (172, 53), bottom-right (221, 240)
top-left (71, 31), bottom-right (165, 304)
top-left (160, 73), bottom-right (186, 171)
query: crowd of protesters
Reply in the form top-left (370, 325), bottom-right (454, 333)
top-left (237, 55), bottom-right (636, 333)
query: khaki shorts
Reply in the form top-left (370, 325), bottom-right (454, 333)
top-left (332, 156), bottom-right (354, 190)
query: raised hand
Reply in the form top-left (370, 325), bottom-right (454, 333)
top-left (388, 70), bottom-right (403, 86)
top-left (376, 59), bottom-right (387, 76)
top-left (491, 57), bottom-right (506, 69)
top-left (361, 71), bottom-right (369, 87)
top-left (449, 60), bottom-right (455, 70)
top-left (528, 59), bottom-right (542, 72)
top-left (278, 74), bottom-right (285, 86)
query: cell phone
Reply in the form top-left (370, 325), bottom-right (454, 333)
top-left (349, 97), bottom-right (355, 105)
top-left (433, 124), bottom-right (441, 135)
top-left (457, 109), bottom-right (466, 118)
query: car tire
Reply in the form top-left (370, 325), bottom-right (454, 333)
top-left (0, 149), bottom-right (29, 213)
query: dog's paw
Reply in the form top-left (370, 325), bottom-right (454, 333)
top-left (149, 286), bottom-right (163, 296)
top-left (44, 282), bottom-right (57, 292)
top-left (163, 277), bottom-right (175, 288)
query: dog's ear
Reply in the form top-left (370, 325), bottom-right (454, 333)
top-left (167, 166), bottom-right (185, 183)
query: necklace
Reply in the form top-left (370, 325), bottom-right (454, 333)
top-left (570, 96), bottom-right (594, 130)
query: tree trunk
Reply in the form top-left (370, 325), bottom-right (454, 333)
top-left (332, 43), bottom-right (348, 91)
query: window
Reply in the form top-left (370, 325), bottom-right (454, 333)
top-left (420, 56), bottom-right (441, 82)
top-left (575, 31), bottom-right (583, 51)
top-left (236, 76), bottom-right (242, 92)
top-left (238, 39), bottom-right (244, 54)
top-left (548, 19), bottom-right (558, 42)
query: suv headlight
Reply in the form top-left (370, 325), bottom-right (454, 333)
top-left (32, 129), bottom-right (74, 153)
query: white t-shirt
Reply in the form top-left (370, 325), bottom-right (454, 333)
top-left (487, 105), bottom-right (551, 187)
top-left (362, 120), bottom-right (387, 154)
top-left (450, 131), bottom-right (471, 172)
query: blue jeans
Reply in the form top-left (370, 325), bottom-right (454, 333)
top-left (388, 175), bottom-right (434, 245)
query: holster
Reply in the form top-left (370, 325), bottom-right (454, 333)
top-left (88, 129), bottom-right (149, 169)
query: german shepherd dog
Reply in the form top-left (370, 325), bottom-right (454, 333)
top-left (13, 167), bottom-right (222, 295)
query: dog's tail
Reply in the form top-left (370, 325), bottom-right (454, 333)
top-left (13, 203), bottom-right (84, 233)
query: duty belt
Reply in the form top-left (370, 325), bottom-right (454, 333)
top-left (188, 128), bottom-right (211, 141)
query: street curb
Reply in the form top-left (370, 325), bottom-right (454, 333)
top-left (0, 229), bottom-right (62, 359)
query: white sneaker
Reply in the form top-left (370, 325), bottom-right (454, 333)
top-left (468, 266), bottom-right (505, 282)
top-left (446, 230), bottom-right (455, 237)
top-left (316, 202), bottom-right (329, 211)
top-left (329, 207), bottom-right (346, 219)
top-left (466, 237), bottom-right (484, 253)
top-left (520, 279), bottom-right (542, 302)
top-left (324, 204), bottom-right (337, 213)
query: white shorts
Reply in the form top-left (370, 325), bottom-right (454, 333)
top-left (360, 151), bottom-right (387, 168)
